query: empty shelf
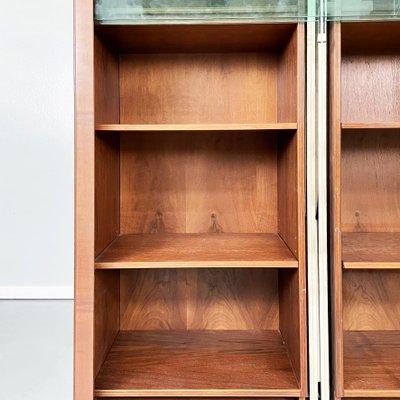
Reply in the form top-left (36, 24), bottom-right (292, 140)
top-left (95, 233), bottom-right (298, 269)
top-left (94, 330), bottom-right (300, 397)
top-left (96, 123), bottom-right (297, 132)
top-left (342, 232), bottom-right (400, 269)
top-left (344, 331), bottom-right (400, 397)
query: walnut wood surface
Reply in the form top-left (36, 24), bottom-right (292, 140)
top-left (94, 270), bottom-right (119, 377)
top-left (120, 53), bottom-right (279, 125)
top-left (344, 331), bottom-right (400, 396)
top-left (96, 123), bottom-right (297, 131)
top-left (342, 54), bottom-right (400, 124)
top-left (94, 330), bottom-right (300, 396)
top-left (341, 130), bottom-right (400, 232)
top-left (119, 268), bottom-right (279, 330)
top-left (342, 122), bottom-right (400, 130)
top-left (329, 22), bottom-right (344, 396)
top-left (95, 233), bottom-right (298, 269)
top-left (95, 133), bottom-right (120, 256)
top-left (74, 0), bottom-right (95, 398)
top-left (343, 270), bottom-right (400, 331)
top-left (95, 23), bottom-right (297, 53)
top-left (119, 131), bottom-right (280, 235)
top-left (342, 233), bottom-right (400, 269)
top-left (94, 35), bottom-right (119, 125)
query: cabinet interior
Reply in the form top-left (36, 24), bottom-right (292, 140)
top-left (331, 21), bottom-right (400, 398)
top-left (91, 22), bottom-right (305, 398)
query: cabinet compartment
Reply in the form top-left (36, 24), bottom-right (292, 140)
top-left (330, 21), bottom-right (400, 399)
top-left (95, 130), bottom-right (301, 268)
top-left (94, 268), bottom-right (303, 397)
top-left (95, 23), bottom-right (300, 126)
top-left (341, 129), bottom-right (400, 268)
top-left (343, 270), bottom-right (400, 395)
top-left (341, 22), bottom-right (400, 125)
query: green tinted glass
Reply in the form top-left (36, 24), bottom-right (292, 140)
top-left (94, 0), bottom-right (309, 23)
top-left (327, 0), bottom-right (400, 21)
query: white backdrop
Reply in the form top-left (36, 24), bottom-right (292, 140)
top-left (0, 0), bottom-right (74, 297)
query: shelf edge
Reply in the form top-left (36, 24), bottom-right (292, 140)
top-left (342, 122), bottom-right (400, 130)
top-left (95, 261), bottom-right (299, 269)
top-left (343, 261), bottom-right (400, 269)
top-left (343, 389), bottom-right (400, 398)
top-left (94, 388), bottom-right (302, 397)
top-left (96, 123), bottom-right (298, 132)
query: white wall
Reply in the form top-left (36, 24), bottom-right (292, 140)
top-left (0, 0), bottom-right (74, 296)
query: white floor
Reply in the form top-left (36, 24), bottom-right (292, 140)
top-left (0, 300), bottom-right (73, 400)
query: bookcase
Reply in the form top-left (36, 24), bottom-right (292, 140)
top-left (329, 21), bottom-right (400, 399)
top-left (75, 3), bottom-right (307, 400)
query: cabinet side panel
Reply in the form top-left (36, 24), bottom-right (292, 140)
top-left (95, 133), bottom-right (120, 256)
top-left (329, 22), bottom-right (344, 397)
top-left (74, 0), bottom-right (95, 398)
top-left (94, 35), bottom-right (120, 124)
top-left (119, 269), bottom-right (279, 330)
top-left (94, 270), bottom-right (120, 377)
top-left (278, 23), bottom-right (307, 397)
top-left (277, 25), bottom-right (298, 123)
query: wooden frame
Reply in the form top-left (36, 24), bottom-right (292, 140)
top-left (329, 21), bottom-right (400, 399)
top-left (75, 2), bottom-right (307, 398)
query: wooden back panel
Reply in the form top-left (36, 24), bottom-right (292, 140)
top-left (120, 268), bottom-right (279, 330)
top-left (343, 270), bottom-right (400, 331)
top-left (341, 130), bottom-right (400, 232)
top-left (120, 53), bottom-right (278, 124)
top-left (342, 54), bottom-right (400, 123)
top-left (120, 131), bottom-right (279, 234)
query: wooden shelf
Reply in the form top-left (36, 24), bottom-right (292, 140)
top-left (95, 233), bottom-right (298, 269)
top-left (342, 232), bottom-right (400, 269)
top-left (342, 122), bottom-right (400, 130)
top-left (96, 123), bottom-right (298, 132)
top-left (94, 330), bottom-right (301, 397)
top-left (344, 331), bottom-right (400, 397)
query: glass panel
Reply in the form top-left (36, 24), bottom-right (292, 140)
top-left (327, 0), bottom-right (400, 21)
top-left (94, 0), bottom-right (308, 24)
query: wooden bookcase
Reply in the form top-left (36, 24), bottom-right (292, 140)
top-left (75, 3), bottom-right (307, 399)
top-left (329, 21), bottom-right (400, 399)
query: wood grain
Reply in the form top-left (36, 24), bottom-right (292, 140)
top-left (94, 270), bottom-right (119, 378)
top-left (74, 0), bottom-right (95, 398)
top-left (343, 270), bottom-right (400, 331)
top-left (95, 133), bottom-right (120, 256)
top-left (94, 34), bottom-right (119, 124)
top-left (120, 53), bottom-right (279, 125)
top-left (329, 22), bottom-right (344, 397)
top-left (120, 268), bottom-right (279, 330)
top-left (341, 130), bottom-right (400, 232)
top-left (277, 24), bottom-right (297, 123)
top-left (342, 233), bottom-right (400, 269)
top-left (95, 23), bottom-right (297, 53)
top-left (342, 123), bottom-right (400, 130)
top-left (278, 132), bottom-right (299, 258)
top-left (94, 330), bottom-right (300, 396)
top-left (96, 123), bottom-right (297, 131)
top-left (95, 233), bottom-right (297, 269)
top-left (119, 131), bottom-right (279, 234)
top-left (344, 331), bottom-right (400, 396)
top-left (342, 54), bottom-right (400, 124)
